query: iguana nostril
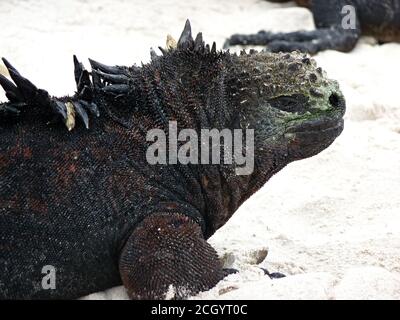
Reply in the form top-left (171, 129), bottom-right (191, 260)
top-left (329, 93), bottom-right (341, 108)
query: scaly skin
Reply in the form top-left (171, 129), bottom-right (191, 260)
top-left (225, 0), bottom-right (400, 54)
top-left (0, 20), bottom-right (345, 299)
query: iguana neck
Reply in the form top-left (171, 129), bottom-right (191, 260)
top-left (103, 58), bottom-right (272, 238)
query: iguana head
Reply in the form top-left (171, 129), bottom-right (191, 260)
top-left (228, 49), bottom-right (345, 170)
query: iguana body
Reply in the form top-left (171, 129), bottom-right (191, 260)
top-left (225, 0), bottom-right (400, 54)
top-left (0, 20), bottom-right (345, 299)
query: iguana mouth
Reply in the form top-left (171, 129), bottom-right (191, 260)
top-left (284, 118), bottom-right (344, 161)
top-left (291, 120), bottom-right (344, 145)
top-left (287, 118), bottom-right (344, 135)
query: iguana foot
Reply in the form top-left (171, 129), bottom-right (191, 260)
top-left (223, 268), bottom-right (239, 277)
top-left (261, 268), bottom-right (286, 279)
top-left (119, 213), bottom-right (224, 299)
top-left (223, 267), bottom-right (285, 280)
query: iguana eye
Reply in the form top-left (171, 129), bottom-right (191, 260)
top-left (268, 94), bottom-right (309, 114)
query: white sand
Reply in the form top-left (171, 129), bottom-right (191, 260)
top-left (1, 0), bottom-right (399, 300)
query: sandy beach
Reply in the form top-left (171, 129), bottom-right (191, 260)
top-left (1, 0), bottom-right (399, 299)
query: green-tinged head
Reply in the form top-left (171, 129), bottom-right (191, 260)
top-left (228, 50), bottom-right (345, 167)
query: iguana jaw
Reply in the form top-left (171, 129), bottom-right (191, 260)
top-left (284, 116), bottom-right (344, 157)
top-left (286, 117), bottom-right (344, 135)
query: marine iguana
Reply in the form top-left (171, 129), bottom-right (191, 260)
top-left (0, 20), bottom-right (345, 299)
top-left (225, 0), bottom-right (400, 54)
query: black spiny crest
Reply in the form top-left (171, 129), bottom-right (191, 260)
top-left (0, 19), bottom-right (226, 131)
top-left (0, 55), bottom-right (98, 130)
